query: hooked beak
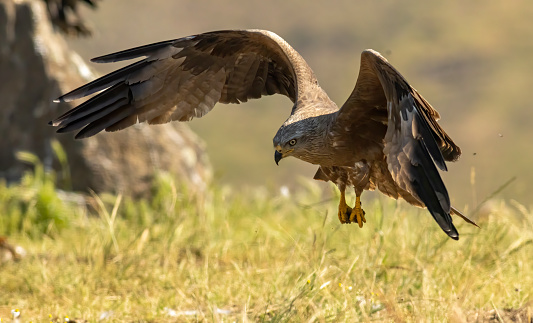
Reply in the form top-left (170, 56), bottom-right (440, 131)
top-left (274, 150), bottom-right (283, 165)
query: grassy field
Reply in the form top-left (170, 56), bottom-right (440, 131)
top-left (1, 159), bottom-right (532, 322)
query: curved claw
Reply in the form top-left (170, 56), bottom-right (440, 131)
top-left (351, 207), bottom-right (366, 228)
top-left (338, 190), bottom-right (367, 227)
top-left (338, 204), bottom-right (352, 224)
top-left (349, 196), bottom-right (366, 228)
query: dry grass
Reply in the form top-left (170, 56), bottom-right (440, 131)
top-left (1, 170), bottom-right (532, 322)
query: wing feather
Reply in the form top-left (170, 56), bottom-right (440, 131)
top-left (90, 39), bottom-right (188, 63)
top-left (51, 30), bottom-right (318, 138)
top-left (54, 60), bottom-right (151, 102)
top-left (336, 49), bottom-right (463, 239)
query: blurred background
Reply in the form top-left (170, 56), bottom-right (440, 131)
top-left (4, 0), bottom-right (533, 209)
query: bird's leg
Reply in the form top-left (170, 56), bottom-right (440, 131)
top-left (349, 192), bottom-right (366, 228)
top-left (337, 186), bottom-right (352, 224)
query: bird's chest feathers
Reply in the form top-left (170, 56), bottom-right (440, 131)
top-left (321, 131), bottom-right (383, 167)
top-left (314, 162), bottom-right (374, 191)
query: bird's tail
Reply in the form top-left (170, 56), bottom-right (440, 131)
top-left (451, 206), bottom-right (480, 228)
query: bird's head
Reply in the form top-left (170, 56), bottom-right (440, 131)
top-left (273, 118), bottom-right (315, 165)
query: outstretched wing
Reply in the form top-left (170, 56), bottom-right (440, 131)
top-left (51, 29), bottom-right (318, 138)
top-left (336, 49), bottom-right (462, 239)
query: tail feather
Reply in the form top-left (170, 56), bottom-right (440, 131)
top-left (451, 206), bottom-right (480, 228)
top-left (414, 166), bottom-right (459, 240)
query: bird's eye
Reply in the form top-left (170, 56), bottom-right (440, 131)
top-left (288, 139), bottom-right (297, 146)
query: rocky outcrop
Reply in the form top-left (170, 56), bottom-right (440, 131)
top-left (0, 0), bottom-right (211, 196)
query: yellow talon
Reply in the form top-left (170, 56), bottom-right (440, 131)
top-left (338, 190), bottom-right (367, 227)
top-left (338, 189), bottom-right (352, 224)
top-left (349, 195), bottom-right (366, 228)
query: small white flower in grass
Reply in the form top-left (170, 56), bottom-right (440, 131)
top-left (99, 311), bottom-right (114, 320)
top-left (338, 282), bottom-right (353, 291)
top-left (11, 309), bottom-right (21, 319)
top-left (215, 308), bottom-right (232, 315)
top-left (163, 308), bottom-right (178, 317)
top-left (164, 308), bottom-right (199, 317)
top-left (371, 303), bottom-right (385, 313)
top-left (319, 281), bottom-right (331, 289)
top-left (15, 246), bottom-right (26, 258)
top-left (280, 186), bottom-right (290, 198)
top-left (65, 316), bottom-right (69, 322)
top-left (355, 295), bottom-right (366, 306)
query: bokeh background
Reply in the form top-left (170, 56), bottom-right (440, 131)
top-left (67, 0), bottom-right (532, 209)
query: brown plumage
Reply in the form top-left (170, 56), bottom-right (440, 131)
top-left (51, 29), bottom-right (477, 239)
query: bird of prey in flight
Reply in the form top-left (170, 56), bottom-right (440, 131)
top-left (51, 29), bottom-right (477, 239)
